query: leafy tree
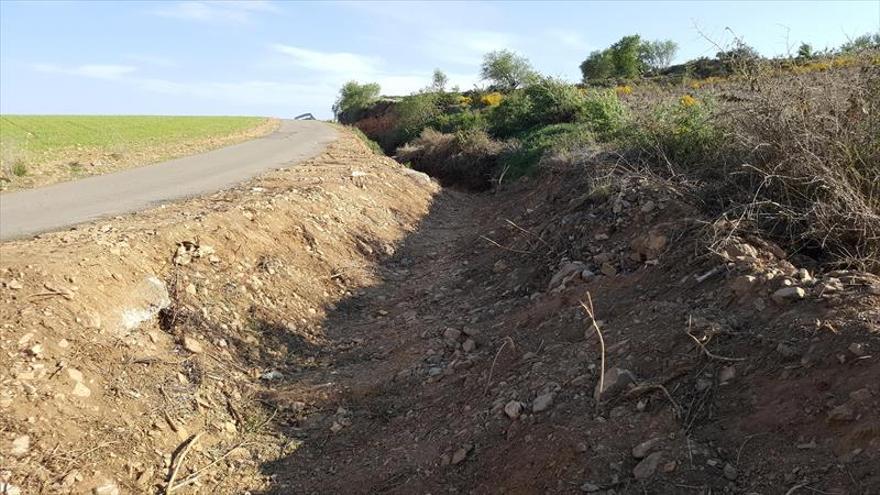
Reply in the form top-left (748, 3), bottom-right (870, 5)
top-left (840, 32), bottom-right (880, 53)
top-left (431, 69), bottom-right (448, 92)
top-left (580, 50), bottom-right (614, 81)
top-left (796, 42), bottom-right (814, 60)
top-left (480, 50), bottom-right (536, 91)
top-left (640, 39), bottom-right (679, 71)
top-left (609, 35), bottom-right (643, 79)
top-left (332, 81), bottom-right (380, 123)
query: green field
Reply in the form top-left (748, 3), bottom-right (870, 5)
top-left (0, 115), bottom-right (273, 190)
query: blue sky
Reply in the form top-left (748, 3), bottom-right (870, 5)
top-left (1, 1), bottom-right (877, 119)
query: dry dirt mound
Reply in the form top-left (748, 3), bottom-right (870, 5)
top-left (1, 131), bottom-right (879, 494)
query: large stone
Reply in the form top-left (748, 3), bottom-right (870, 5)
top-left (771, 287), bottom-right (806, 304)
top-left (633, 451), bottom-right (663, 480)
top-left (183, 336), bottom-right (204, 354)
top-left (594, 367), bottom-right (638, 401)
top-left (504, 400), bottom-right (523, 419)
top-left (548, 262), bottom-right (587, 291)
top-left (532, 393), bottom-right (555, 413)
top-left (632, 437), bottom-right (662, 459)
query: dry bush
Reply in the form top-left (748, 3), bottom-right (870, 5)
top-left (720, 63), bottom-right (880, 270)
top-left (395, 128), bottom-right (510, 190)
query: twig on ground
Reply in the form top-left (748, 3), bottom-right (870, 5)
top-left (623, 383), bottom-right (681, 418)
top-left (579, 293), bottom-right (606, 403)
top-left (165, 432), bottom-right (203, 495)
top-left (504, 218), bottom-right (552, 250)
top-left (686, 316), bottom-right (746, 362)
top-left (479, 235), bottom-right (533, 255)
top-left (169, 440), bottom-right (253, 492)
top-left (484, 337), bottom-right (515, 395)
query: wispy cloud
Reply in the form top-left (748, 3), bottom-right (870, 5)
top-left (33, 63), bottom-right (138, 80)
top-left (153, 1), bottom-right (277, 24)
top-left (124, 54), bottom-right (179, 68)
top-left (271, 44), bottom-right (381, 75)
top-left (545, 29), bottom-right (593, 53)
top-left (423, 30), bottom-right (518, 66)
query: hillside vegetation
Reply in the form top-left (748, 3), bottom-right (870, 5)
top-left (339, 34), bottom-right (880, 273)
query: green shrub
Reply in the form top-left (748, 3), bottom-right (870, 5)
top-left (581, 89), bottom-right (628, 137)
top-left (12, 160), bottom-right (27, 177)
top-left (431, 110), bottom-right (488, 134)
top-left (524, 77), bottom-right (589, 128)
top-left (621, 95), bottom-right (723, 169)
top-left (487, 90), bottom-right (535, 137)
top-left (500, 123), bottom-right (594, 179)
top-left (350, 127), bottom-right (384, 155)
top-left (394, 92), bottom-right (443, 144)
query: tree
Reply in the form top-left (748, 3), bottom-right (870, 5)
top-left (840, 32), bottom-right (880, 53)
top-left (640, 39), bottom-right (678, 71)
top-left (580, 50), bottom-right (614, 81)
top-left (609, 35), bottom-right (643, 79)
top-left (480, 50), bottom-right (536, 91)
top-left (796, 42), bottom-right (814, 60)
top-left (431, 69), bottom-right (448, 92)
top-left (332, 81), bottom-right (381, 123)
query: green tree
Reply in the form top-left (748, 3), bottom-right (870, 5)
top-left (640, 39), bottom-right (679, 71)
top-left (609, 35), bottom-right (643, 78)
top-left (332, 81), bottom-right (380, 123)
top-left (480, 50), bottom-right (536, 91)
top-left (431, 69), bottom-right (448, 92)
top-left (796, 42), bottom-right (814, 60)
top-left (840, 32), bottom-right (880, 53)
top-left (580, 50), bottom-right (614, 81)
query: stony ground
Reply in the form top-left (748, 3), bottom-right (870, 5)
top-left (1, 131), bottom-right (878, 494)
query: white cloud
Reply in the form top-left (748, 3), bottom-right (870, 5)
top-left (33, 63), bottom-right (137, 80)
top-left (545, 29), bottom-right (593, 52)
top-left (125, 54), bottom-right (178, 68)
top-left (271, 44), bottom-right (381, 75)
top-left (154, 1), bottom-right (277, 24)
top-left (424, 30), bottom-right (518, 66)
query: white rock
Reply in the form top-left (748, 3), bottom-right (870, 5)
top-left (92, 480), bottom-right (119, 495)
top-left (532, 393), bottom-right (555, 413)
top-left (10, 435), bottom-right (30, 457)
top-left (771, 286), bottom-right (806, 304)
top-left (183, 336), bottom-right (203, 354)
top-left (504, 400), bottom-right (523, 419)
top-left (72, 382), bottom-right (92, 398)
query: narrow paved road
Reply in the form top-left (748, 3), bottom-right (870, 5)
top-left (0, 120), bottom-right (337, 241)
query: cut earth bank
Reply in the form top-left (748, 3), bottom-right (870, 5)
top-left (1, 129), bottom-right (878, 494)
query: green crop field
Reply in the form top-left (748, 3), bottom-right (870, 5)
top-left (0, 115), bottom-right (275, 190)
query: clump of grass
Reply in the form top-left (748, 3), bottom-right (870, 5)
top-left (396, 128), bottom-right (509, 190)
top-left (350, 127), bottom-right (384, 155)
top-left (12, 160), bottom-right (28, 177)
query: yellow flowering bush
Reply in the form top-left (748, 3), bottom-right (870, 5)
top-left (614, 85), bottom-right (633, 96)
top-left (680, 94), bottom-right (697, 107)
top-left (458, 95), bottom-right (473, 106)
top-left (480, 92), bottom-right (504, 107)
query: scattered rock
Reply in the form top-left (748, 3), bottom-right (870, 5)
top-left (493, 260), bottom-right (508, 274)
top-left (729, 275), bottom-right (758, 297)
top-left (92, 480), bottom-right (119, 495)
top-left (631, 231), bottom-right (668, 260)
top-left (580, 482), bottom-right (601, 492)
top-left (10, 435), bottom-right (30, 457)
top-left (462, 338), bottom-right (476, 352)
top-left (504, 400), bottom-right (523, 419)
top-left (442, 328), bottom-right (461, 341)
top-left (719, 365), bottom-right (736, 384)
top-left (827, 404), bottom-right (855, 422)
top-left (182, 336), bottom-right (204, 354)
top-left (723, 463), bottom-right (738, 481)
top-left (776, 342), bottom-right (799, 359)
top-left (849, 388), bottom-right (872, 402)
top-left (451, 444), bottom-right (472, 465)
top-left (724, 243), bottom-right (758, 259)
top-left (771, 287), bottom-right (806, 304)
top-left (261, 370), bottom-right (283, 380)
top-left (594, 367), bottom-right (637, 400)
top-left (632, 437), bottom-right (662, 459)
top-left (549, 261), bottom-right (587, 291)
top-left (66, 367), bottom-right (84, 382)
top-left (532, 393), bottom-right (555, 413)
top-left (72, 382), bottom-right (92, 398)
top-left (0, 482), bottom-right (21, 495)
top-left (633, 451), bottom-right (663, 480)
top-left (600, 263), bottom-right (617, 277)
top-left (848, 342), bottom-right (866, 357)
top-left (7, 279), bottom-right (23, 290)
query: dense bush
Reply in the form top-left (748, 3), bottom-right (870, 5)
top-left (394, 92), bottom-right (443, 145)
top-left (431, 109), bottom-right (488, 134)
top-left (580, 89), bottom-right (628, 137)
top-left (486, 90), bottom-right (535, 137)
top-left (500, 123), bottom-right (594, 179)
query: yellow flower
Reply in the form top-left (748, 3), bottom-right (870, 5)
top-left (614, 85), bottom-right (633, 96)
top-left (458, 95), bottom-right (473, 106)
top-left (480, 92), bottom-right (503, 107)
top-left (680, 94), bottom-right (697, 107)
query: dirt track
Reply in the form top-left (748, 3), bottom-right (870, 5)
top-left (1, 131), bottom-right (878, 494)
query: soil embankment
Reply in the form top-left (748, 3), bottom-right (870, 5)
top-left (1, 130), bottom-right (878, 494)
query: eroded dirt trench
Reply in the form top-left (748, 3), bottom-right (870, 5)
top-left (2, 132), bottom-right (879, 494)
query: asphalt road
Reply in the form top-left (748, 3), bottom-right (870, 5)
top-left (0, 120), bottom-right (337, 241)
